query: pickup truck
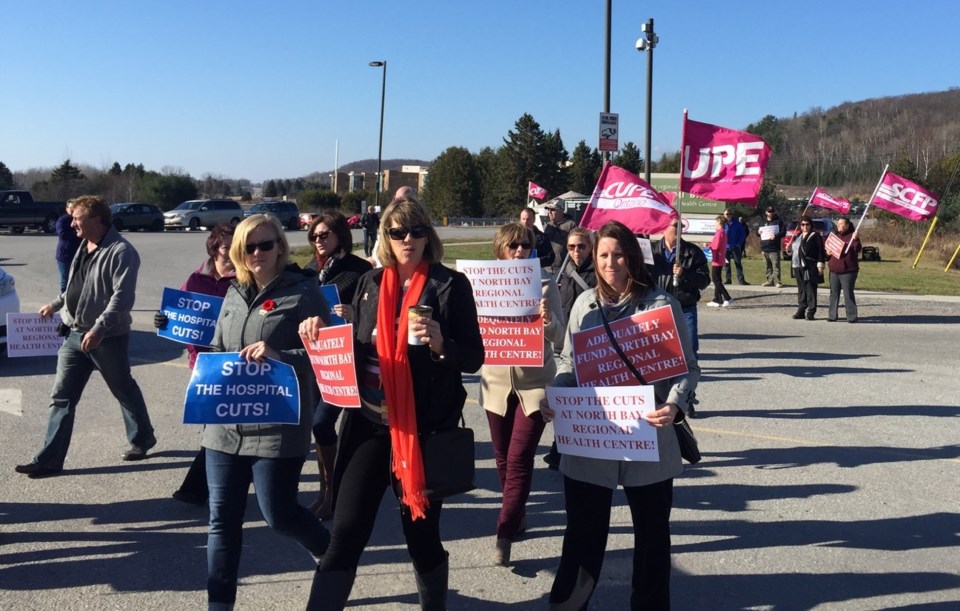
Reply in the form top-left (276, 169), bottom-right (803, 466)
top-left (0, 190), bottom-right (66, 234)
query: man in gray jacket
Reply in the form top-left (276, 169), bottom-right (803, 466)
top-left (16, 195), bottom-right (156, 478)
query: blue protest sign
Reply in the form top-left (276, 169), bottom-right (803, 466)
top-left (320, 284), bottom-right (345, 326)
top-left (158, 287), bottom-right (223, 347)
top-left (183, 353), bottom-right (301, 425)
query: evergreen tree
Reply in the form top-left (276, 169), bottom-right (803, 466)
top-left (610, 142), bottom-right (643, 176)
top-left (495, 113), bottom-right (567, 214)
top-left (50, 159), bottom-right (87, 199)
top-left (474, 146), bottom-right (500, 217)
top-left (0, 161), bottom-right (13, 189)
top-left (568, 140), bottom-right (602, 194)
top-left (421, 147), bottom-right (482, 219)
top-left (264, 180), bottom-right (278, 198)
top-left (109, 162), bottom-right (123, 176)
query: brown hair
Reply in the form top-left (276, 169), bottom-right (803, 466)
top-left (308, 209), bottom-right (352, 254)
top-left (206, 224), bottom-right (235, 259)
top-left (72, 195), bottom-right (111, 227)
top-left (375, 197), bottom-right (443, 267)
top-left (593, 221), bottom-right (653, 303)
top-left (493, 222), bottom-right (535, 260)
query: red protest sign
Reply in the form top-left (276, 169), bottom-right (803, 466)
top-left (571, 305), bottom-right (687, 387)
top-left (303, 324), bottom-right (360, 408)
top-left (478, 315), bottom-right (544, 367)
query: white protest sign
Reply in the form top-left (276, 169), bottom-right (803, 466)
top-left (5, 313), bottom-right (64, 357)
top-left (547, 385), bottom-right (658, 461)
top-left (456, 259), bottom-right (541, 317)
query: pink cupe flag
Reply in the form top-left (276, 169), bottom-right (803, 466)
top-left (579, 163), bottom-right (678, 234)
top-left (528, 182), bottom-right (547, 200)
top-left (870, 172), bottom-right (939, 222)
top-left (680, 117), bottom-right (771, 206)
top-left (810, 187), bottom-right (851, 215)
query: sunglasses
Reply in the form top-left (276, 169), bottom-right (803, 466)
top-left (507, 241), bottom-right (531, 250)
top-left (309, 231), bottom-right (331, 243)
top-left (567, 243), bottom-right (587, 251)
top-left (800, 223), bottom-right (811, 227)
top-left (244, 240), bottom-right (276, 254)
top-left (387, 225), bottom-right (428, 241)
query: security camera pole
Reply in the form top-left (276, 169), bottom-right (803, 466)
top-left (636, 18), bottom-right (658, 184)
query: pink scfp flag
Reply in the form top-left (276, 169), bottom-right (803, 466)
top-left (871, 172), bottom-right (939, 222)
top-left (811, 187), bottom-right (851, 215)
top-left (680, 118), bottom-right (771, 206)
top-left (528, 182), bottom-right (547, 200)
top-left (579, 164), bottom-right (678, 234)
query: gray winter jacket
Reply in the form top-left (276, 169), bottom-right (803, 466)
top-left (202, 267), bottom-right (330, 458)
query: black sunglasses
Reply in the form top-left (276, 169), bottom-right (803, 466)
top-left (507, 241), bottom-right (531, 250)
top-left (245, 239), bottom-right (276, 254)
top-left (567, 243), bottom-right (587, 251)
top-left (387, 225), bottom-right (428, 241)
top-left (309, 231), bottom-right (331, 243)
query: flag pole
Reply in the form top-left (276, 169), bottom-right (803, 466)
top-left (674, 109), bottom-right (689, 287)
top-left (913, 155), bottom-right (960, 268)
top-left (855, 164), bottom-right (888, 235)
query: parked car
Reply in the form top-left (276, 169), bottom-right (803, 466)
top-left (0, 266), bottom-right (20, 355)
top-left (0, 190), bottom-right (65, 234)
top-left (781, 218), bottom-right (837, 260)
top-left (110, 203), bottom-right (164, 232)
top-left (299, 211), bottom-right (319, 230)
top-left (245, 201), bottom-right (300, 230)
top-left (164, 199), bottom-right (243, 231)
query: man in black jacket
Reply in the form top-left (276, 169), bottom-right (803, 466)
top-left (651, 221), bottom-right (710, 415)
top-left (520, 207), bottom-right (554, 271)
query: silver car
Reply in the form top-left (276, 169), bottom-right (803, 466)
top-left (164, 199), bottom-right (243, 231)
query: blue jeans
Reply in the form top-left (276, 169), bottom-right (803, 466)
top-left (680, 304), bottom-right (699, 356)
top-left (206, 449), bottom-right (330, 604)
top-left (34, 330), bottom-right (154, 468)
top-left (724, 247), bottom-right (745, 283)
top-left (56, 260), bottom-right (70, 293)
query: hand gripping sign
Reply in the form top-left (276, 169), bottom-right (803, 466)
top-left (547, 386), bottom-right (658, 461)
top-left (5, 312), bottom-right (64, 357)
top-left (184, 353), bottom-right (300, 424)
top-left (319, 285), bottom-right (346, 326)
top-left (303, 324), bottom-right (361, 408)
top-left (158, 287), bottom-right (224, 347)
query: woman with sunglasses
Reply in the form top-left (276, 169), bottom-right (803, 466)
top-left (300, 196), bottom-right (483, 610)
top-left (790, 215), bottom-right (826, 320)
top-left (305, 210), bottom-right (372, 519)
top-left (480, 222), bottom-right (565, 567)
top-left (202, 214), bottom-right (332, 610)
top-left (541, 220), bottom-right (700, 610)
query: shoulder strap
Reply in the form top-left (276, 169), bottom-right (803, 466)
top-left (596, 298), bottom-right (647, 385)
top-left (564, 261), bottom-right (590, 291)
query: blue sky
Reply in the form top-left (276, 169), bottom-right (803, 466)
top-left (3, 1), bottom-right (958, 183)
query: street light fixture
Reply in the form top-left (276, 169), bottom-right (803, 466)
top-left (369, 60), bottom-right (387, 209)
top-left (636, 18), bottom-right (658, 183)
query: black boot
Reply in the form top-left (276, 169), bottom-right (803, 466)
top-left (305, 569), bottom-right (355, 611)
top-left (415, 553), bottom-right (449, 610)
top-left (792, 309), bottom-right (805, 319)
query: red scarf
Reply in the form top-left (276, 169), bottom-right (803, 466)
top-left (376, 261), bottom-right (430, 519)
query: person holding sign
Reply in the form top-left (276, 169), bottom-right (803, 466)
top-left (758, 206), bottom-right (785, 288)
top-left (154, 224), bottom-right (235, 506)
top-left (790, 215), bottom-right (826, 320)
top-left (826, 217), bottom-right (862, 323)
top-left (541, 220), bottom-right (700, 611)
top-left (300, 196), bottom-right (484, 611)
top-left (480, 223), bottom-right (565, 567)
top-left (304, 210), bottom-right (372, 519)
top-left (202, 214), bottom-right (332, 610)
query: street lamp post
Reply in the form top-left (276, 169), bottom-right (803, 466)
top-left (636, 19), bottom-right (658, 183)
top-left (369, 60), bottom-right (387, 209)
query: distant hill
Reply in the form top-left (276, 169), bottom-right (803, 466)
top-left (305, 158), bottom-right (431, 179)
top-left (750, 88), bottom-right (960, 194)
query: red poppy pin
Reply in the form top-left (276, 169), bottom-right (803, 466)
top-left (260, 299), bottom-right (277, 315)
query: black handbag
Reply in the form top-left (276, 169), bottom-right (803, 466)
top-left (596, 299), bottom-right (701, 464)
top-left (421, 418), bottom-right (476, 500)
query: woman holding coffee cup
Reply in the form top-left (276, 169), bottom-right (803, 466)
top-left (299, 195), bottom-right (484, 610)
top-left (480, 222), bottom-right (565, 567)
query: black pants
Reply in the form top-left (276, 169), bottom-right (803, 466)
top-left (710, 266), bottom-right (731, 304)
top-left (318, 411), bottom-right (446, 575)
top-left (550, 476), bottom-right (674, 610)
top-left (795, 268), bottom-right (819, 314)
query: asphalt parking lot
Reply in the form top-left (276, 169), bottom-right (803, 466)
top-left (1, 228), bottom-right (959, 610)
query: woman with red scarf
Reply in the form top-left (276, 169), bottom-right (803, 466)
top-left (300, 196), bottom-right (484, 611)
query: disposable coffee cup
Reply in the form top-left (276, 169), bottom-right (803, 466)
top-left (407, 305), bottom-right (433, 345)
